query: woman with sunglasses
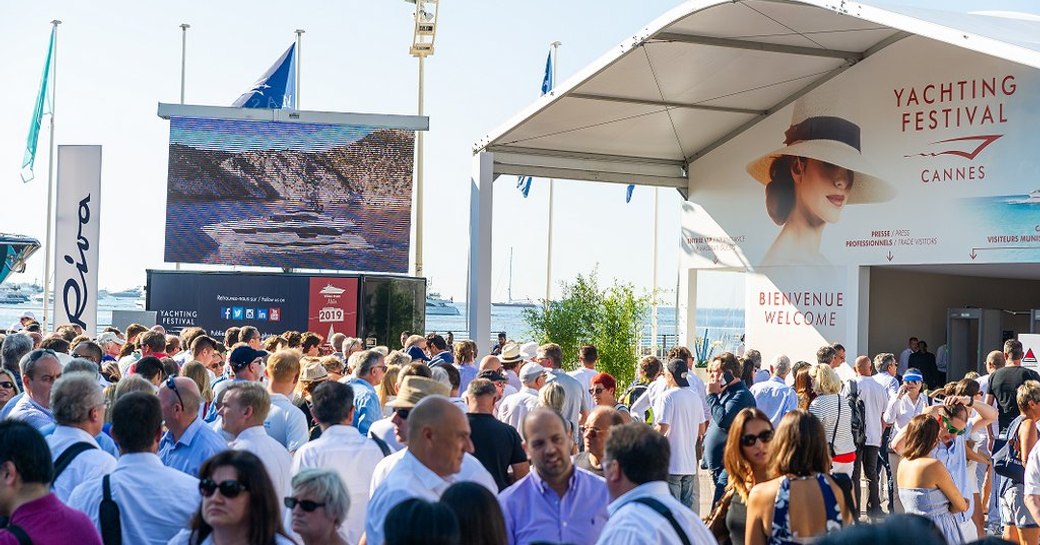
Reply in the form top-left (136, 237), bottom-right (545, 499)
top-left (884, 367), bottom-right (931, 513)
top-left (0, 368), bottom-right (18, 406)
top-left (286, 468), bottom-right (350, 545)
top-left (169, 450), bottom-right (295, 545)
top-left (893, 414), bottom-right (969, 544)
top-left (722, 408), bottom-right (774, 545)
top-left (589, 372), bottom-right (633, 424)
top-left (746, 410), bottom-right (852, 545)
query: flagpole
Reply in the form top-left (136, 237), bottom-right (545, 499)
top-left (544, 40), bottom-right (560, 308)
top-left (651, 187), bottom-right (659, 355)
top-left (295, 29), bottom-right (304, 108)
top-left (415, 53), bottom-right (425, 277)
top-left (175, 23), bottom-right (189, 273)
top-left (42, 19), bottom-right (61, 332)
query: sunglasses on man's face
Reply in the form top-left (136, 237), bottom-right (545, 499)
top-left (284, 497), bottom-right (326, 512)
top-left (199, 479), bottom-right (248, 499)
top-left (740, 429), bottom-right (774, 447)
top-left (393, 408), bottom-right (411, 420)
top-left (941, 415), bottom-right (967, 436)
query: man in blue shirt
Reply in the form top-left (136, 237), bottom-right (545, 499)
top-left (345, 350), bottom-right (386, 435)
top-left (748, 354), bottom-right (798, 427)
top-left (158, 376), bottom-right (228, 477)
top-left (704, 352), bottom-right (757, 507)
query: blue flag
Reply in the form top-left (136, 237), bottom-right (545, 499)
top-left (518, 50), bottom-right (556, 198)
top-left (625, 184), bottom-right (635, 203)
top-left (233, 43), bottom-right (297, 109)
top-left (21, 26), bottom-right (56, 183)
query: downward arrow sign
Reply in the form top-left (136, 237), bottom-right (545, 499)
top-left (969, 249), bottom-right (977, 260)
top-left (886, 251), bottom-right (893, 262)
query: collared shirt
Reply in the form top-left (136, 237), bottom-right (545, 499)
top-left (456, 362), bottom-right (478, 393)
top-left (505, 368), bottom-right (521, 391)
top-left (853, 375), bottom-right (890, 447)
top-left (498, 467), bottom-right (610, 545)
top-left (264, 392), bottom-right (309, 453)
top-left (704, 381), bottom-right (756, 469)
top-left (749, 376), bottom-right (798, 428)
top-left (46, 425), bottom-right (117, 502)
top-left (0, 493), bottom-right (101, 545)
top-left (496, 387), bottom-right (541, 436)
top-left (547, 369), bottom-right (592, 443)
top-left (291, 425), bottom-right (385, 545)
top-left (66, 453), bottom-right (199, 545)
top-left (347, 377), bottom-right (382, 435)
top-left (159, 416), bottom-right (229, 477)
top-left (429, 350), bottom-right (455, 366)
top-left (834, 362), bottom-right (857, 383)
top-left (370, 449), bottom-right (497, 494)
top-left (596, 481), bottom-right (716, 545)
top-left (753, 369), bottom-right (771, 384)
top-left (230, 425), bottom-right (292, 499)
top-left (883, 392), bottom-right (930, 438)
top-left (8, 394), bottom-right (54, 430)
top-left (874, 372), bottom-right (900, 397)
top-left (365, 451), bottom-right (455, 545)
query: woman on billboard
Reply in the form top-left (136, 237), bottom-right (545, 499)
top-left (747, 95), bottom-right (895, 266)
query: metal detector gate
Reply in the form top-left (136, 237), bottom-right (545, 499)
top-left (947, 308), bottom-right (1002, 379)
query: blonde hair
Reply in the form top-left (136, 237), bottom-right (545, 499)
top-left (539, 381), bottom-right (566, 413)
top-left (267, 350), bottom-right (302, 382)
top-left (181, 361), bottom-right (213, 403)
top-left (811, 364), bottom-right (842, 395)
top-left (377, 364), bottom-right (401, 407)
top-left (404, 334), bottom-right (425, 348)
top-left (1018, 380), bottom-right (1040, 414)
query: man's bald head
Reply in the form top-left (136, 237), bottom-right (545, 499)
top-left (854, 356), bottom-right (872, 376)
top-left (987, 350), bottom-right (1006, 371)
top-left (164, 376), bottom-right (202, 414)
top-left (479, 355), bottom-right (502, 372)
top-left (407, 396), bottom-right (472, 477)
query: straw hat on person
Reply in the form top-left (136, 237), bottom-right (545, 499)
top-left (300, 360), bottom-right (329, 383)
top-left (745, 93), bottom-right (895, 205)
top-left (387, 376), bottom-right (451, 409)
top-left (499, 342), bottom-right (523, 364)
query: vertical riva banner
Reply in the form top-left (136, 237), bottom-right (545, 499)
top-left (55, 145), bottom-right (102, 333)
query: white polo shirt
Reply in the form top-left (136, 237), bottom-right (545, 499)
top-left (653, 386), bottom-right (705, 475)
top-left (229, 425), bottom-right (292, 500)
top-left (46, 425), bottom-right (117, 502)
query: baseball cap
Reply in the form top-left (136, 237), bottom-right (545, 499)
top-left (96, 332), bottom-right (125, 346)
top-left (229, 346), bottom-right (267, 369)
top-left (666, 358), bottom-right (691, 387)
top-left (519, 361), bottom-right (549, 384)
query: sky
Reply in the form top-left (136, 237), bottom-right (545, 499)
top-left (2, 0), bottom-right (1039, 306)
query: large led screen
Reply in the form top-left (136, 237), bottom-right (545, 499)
top-left (164, 116), bottom-right (414, 272)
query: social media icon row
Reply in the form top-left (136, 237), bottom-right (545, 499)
top-left (221, 306), bottom-right (281, 322)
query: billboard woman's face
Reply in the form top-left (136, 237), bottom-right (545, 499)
top-left (792, 158), bottom-right (854, 224)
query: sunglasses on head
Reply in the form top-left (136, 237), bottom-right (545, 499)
top-left (199, 479), bottom-right (248, 499)
top-left (941, 415), bottom-right (967, 436)
top-left (740, 429), bottom-right (774, 447)
top-left (284, 497), bottom-right (326, 512)
top-left (165, 375), bottom-right (185, 409)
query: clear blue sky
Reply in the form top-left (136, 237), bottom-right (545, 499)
top-left (2, 0), bottom-right (1037, 304)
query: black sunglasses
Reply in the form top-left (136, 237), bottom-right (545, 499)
top-left (284, 497), bottom-right (326, 512)
top-left (165, 376), bottom-right (185, 409)
top-left (199, 479), bottom-right (248, 499)
top-left (393, 408), bottom-right (411, 420)
top-left (740, 429), bottom-right (774, 447)
top-left (0, 381), bottom-right (14, 389)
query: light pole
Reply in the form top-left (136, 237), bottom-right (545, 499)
top-left (406, 0), bottom-right (438, 278)
top-left (295, 29), bottom-right (305, 108)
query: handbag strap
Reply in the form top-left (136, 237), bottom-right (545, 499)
top-left (631, 497), bottom-right (692, 545)
top-left (830, 396), bottom-right (841, 452)
top-left (2, 523), bottom-right (32, 545)
top-left (52, 441), bottom-right (97, 484)
top-left (99, 474), bottom-right (122, 545)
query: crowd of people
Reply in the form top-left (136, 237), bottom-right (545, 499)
top-left (0, 317), bottom-right (1037, 545)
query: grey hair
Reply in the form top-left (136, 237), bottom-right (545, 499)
top-left (430, 366), bottom-right (451, 388)
top-left (19, 349), bottom-right (60, 379)
top-left (745, 349), bottom-right (763, 368)
top-left (291, 468), bottom-right (350, 525)
top-left (873, 353), bottom-right (896, 373)
top-left (114, 375), bottom-right (155, 400)
top-left (773, 354), bottom-right (792, 377)
top-left (65, 358), bottom-right (99, 377)
top-left (353, 350), bottom-right (384, 377)
top-left (51, 372), bottom-right (104, 425)
top-left (2, 334), bottom-right (33, 372)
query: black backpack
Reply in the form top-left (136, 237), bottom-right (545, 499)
top-left (845, 380), bottom-right (866, 448)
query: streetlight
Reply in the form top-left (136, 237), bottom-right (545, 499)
top-left (405, 0), bottom-right (439, 278)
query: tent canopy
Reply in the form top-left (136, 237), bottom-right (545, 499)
top-left (466, 0), bottom-right (1040, 345)
top-left (474, 0), bottom-right (1040, 193)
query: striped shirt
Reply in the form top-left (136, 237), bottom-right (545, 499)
top-left (809, 393), bottom-right (856, 456)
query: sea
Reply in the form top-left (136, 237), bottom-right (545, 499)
top-left (0, 294), bottom-right (744, 354)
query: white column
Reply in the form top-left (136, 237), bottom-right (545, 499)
top-left (846, 265), bottom-right (871, 358)
top-left (679, 267), bottom-right (697, 348)
top-left (467, 152), bottom-right (495, 347)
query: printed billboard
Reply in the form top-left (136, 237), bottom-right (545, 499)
top-left (164, 116), bottom-right (414, 272)
top-left (147, 270), bottom-right (358, 340)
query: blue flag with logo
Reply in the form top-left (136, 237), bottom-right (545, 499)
top-left (518, 50), bottom-right (555, 198)
top-left (233, 43), bottom-right (297, 109)
top-left (21, 26), bottom-right (56, 183)
top-left (625, 184), bottom-right (635, 203)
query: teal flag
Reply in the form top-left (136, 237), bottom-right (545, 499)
top-left (22, 26), bottom-right (56, 183)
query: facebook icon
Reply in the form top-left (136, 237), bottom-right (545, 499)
top-left (232, 307), bottom-right (245, 320)
top-left (221, 307), bottom-right (232, 320)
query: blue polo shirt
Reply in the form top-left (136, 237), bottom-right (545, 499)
top-left (159, 416), bottom-right (229, 478)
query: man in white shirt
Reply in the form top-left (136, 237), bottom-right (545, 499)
top-left (899, 337), bottom-right (919, 375)
top-left (364, 396), bottom-right (475, 545)
top-left (497, 361), bottom-right (547, 435)
top-left (824, 344), bottom-right (857, 383)
top-left (872, 353), bottom-right (900, 397)
top-left (45, 372), bottom-right (117, 502)
top-left (68, 392), bottom-right (198, 545)
top-left (568, 344), bottom-right (600, 392)
top-left (850, 355), bottom-right (889, 520)
top-left (263, 350), bottom-right (309, 454)
top-left (221, 381), bottom-right (292, 500)
top-left (540, 343), bottom-right (592, 445)
top-left (291, 381), bottom-right (384, 545)
top-left (597, 423), bottom-right (715, 545)
top-left (652, 358), bottom-right (706, 514)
